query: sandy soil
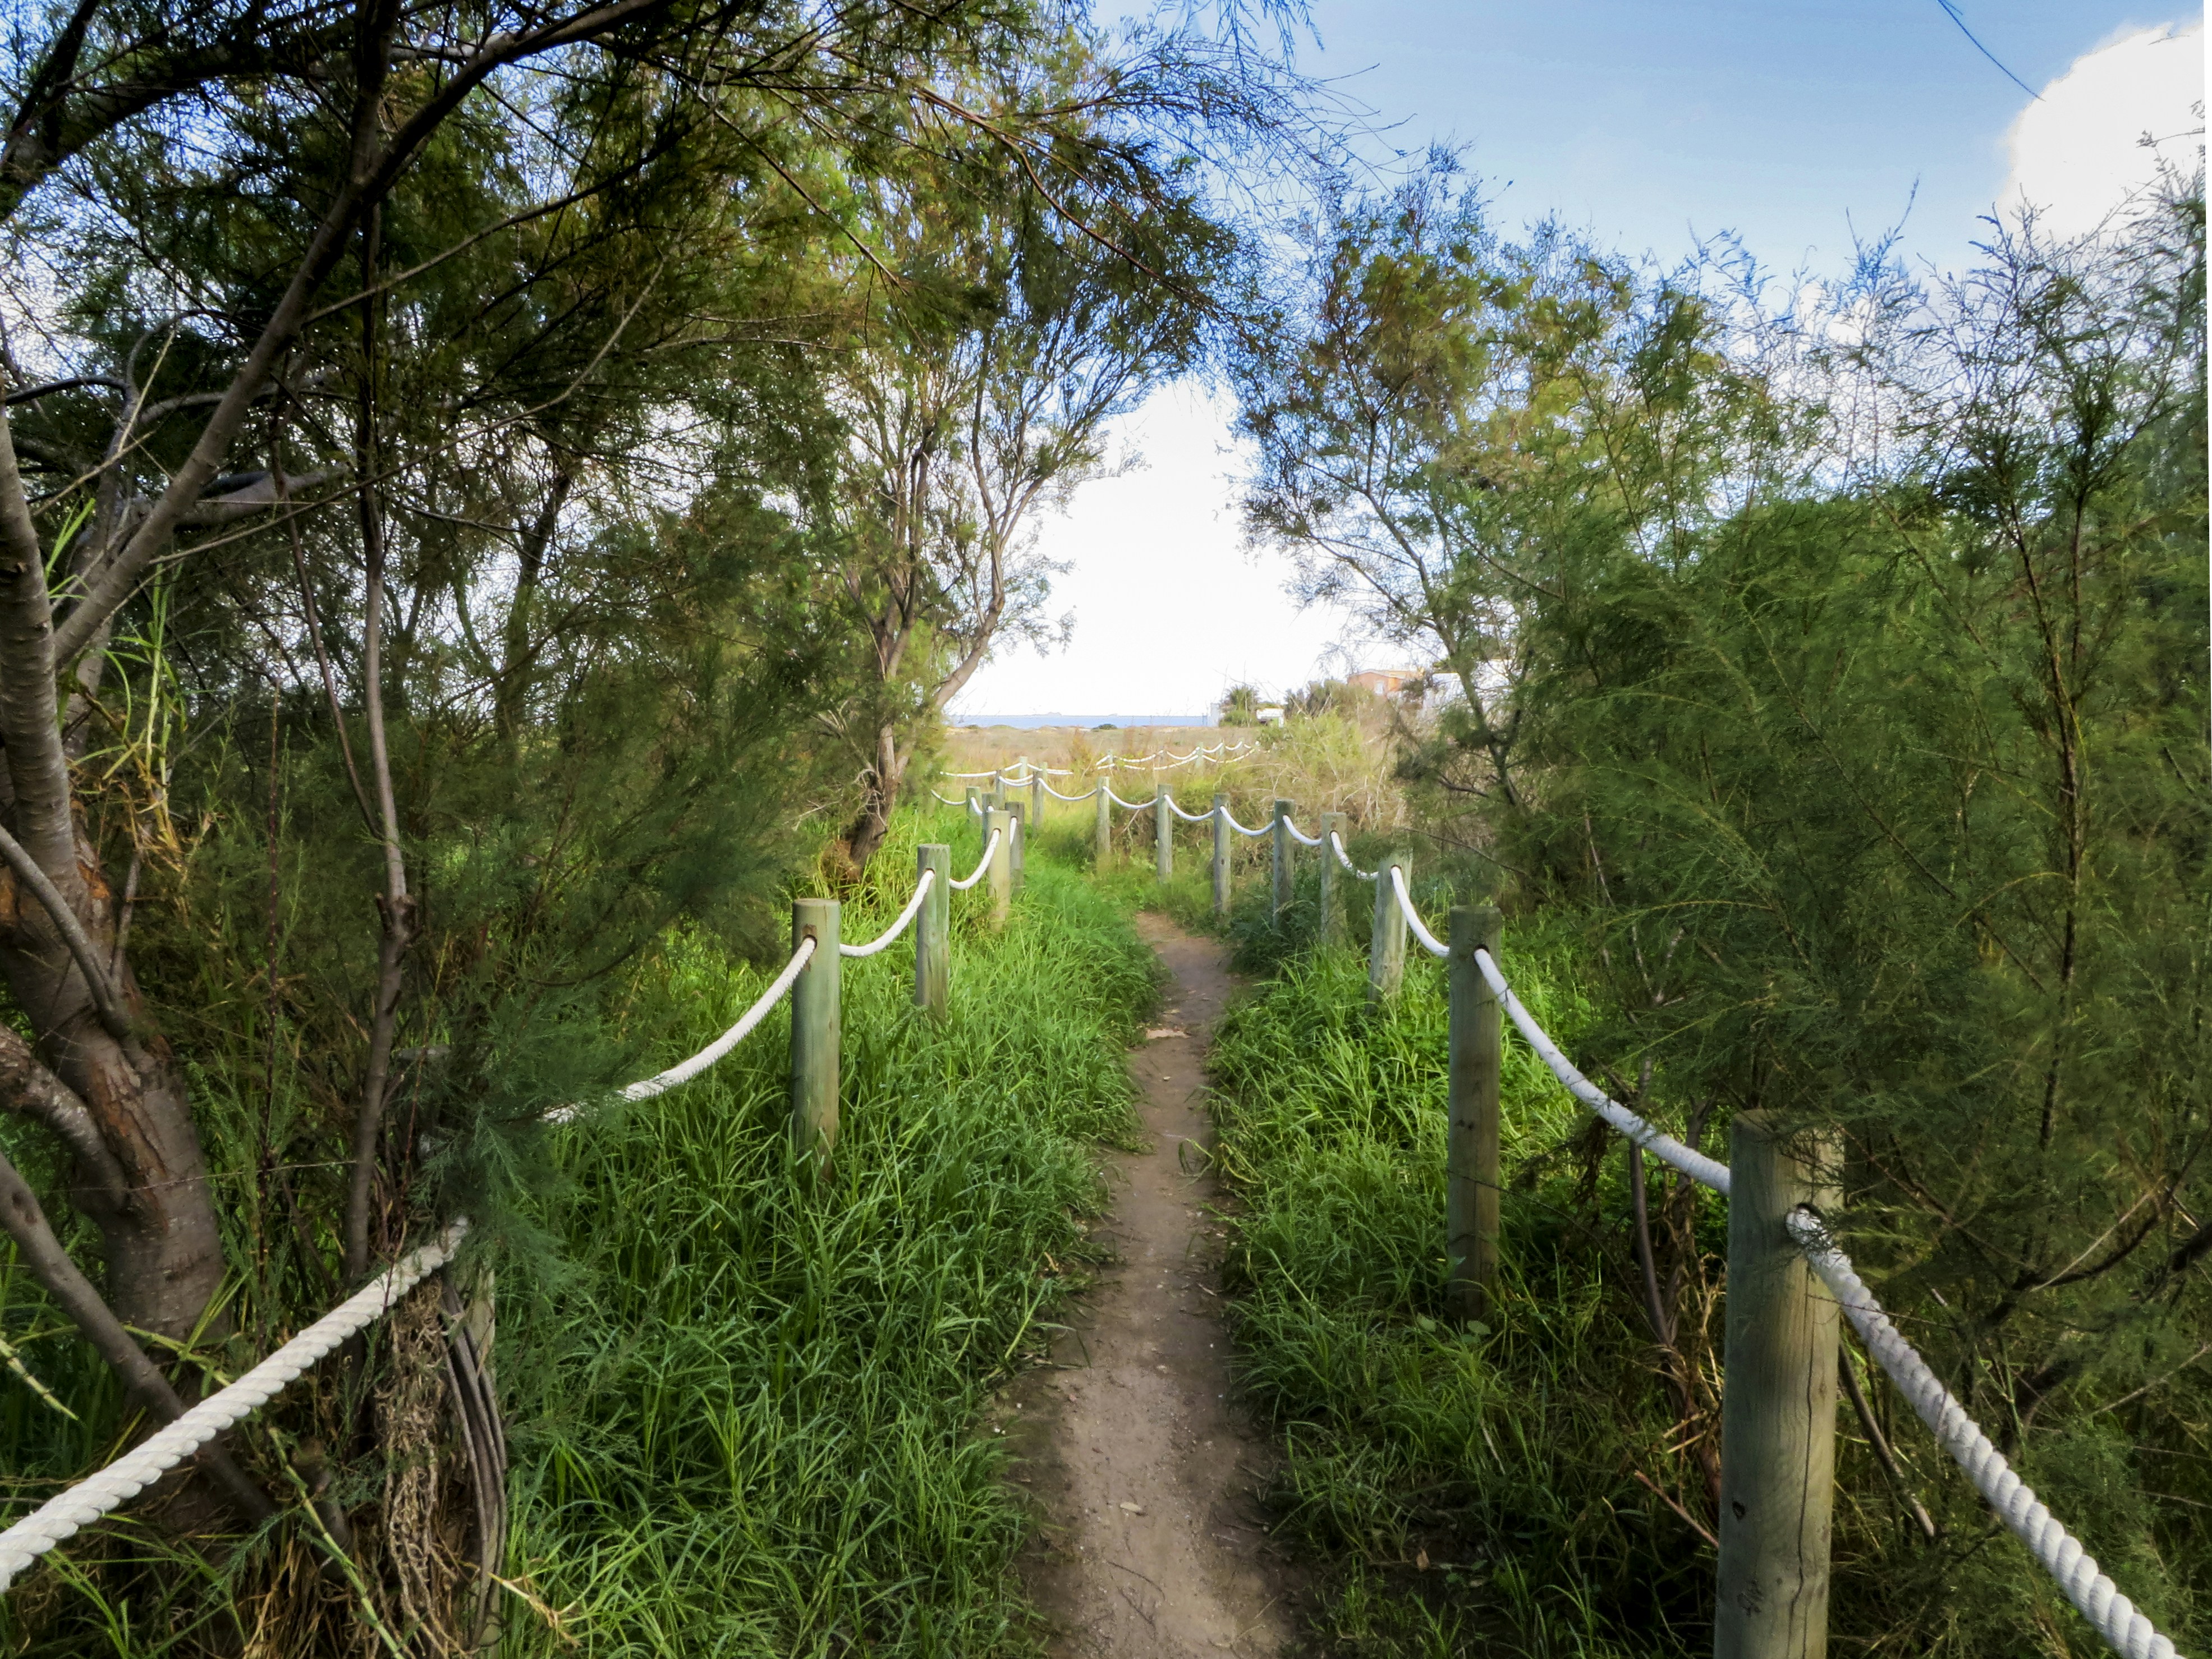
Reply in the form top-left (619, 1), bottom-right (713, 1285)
top-left (999, 915), bottom-right (1300, 1657)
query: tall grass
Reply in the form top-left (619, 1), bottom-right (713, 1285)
top-left (1207, 936), bottom-right (1725, 1657)
top-left (495, 808), bottom-right (1156, 1655)
top-left (0, 808), bottom-right (1158, 1656)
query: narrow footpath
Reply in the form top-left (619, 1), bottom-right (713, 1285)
top-left (1004, 916), bottom-right (1299, 1657)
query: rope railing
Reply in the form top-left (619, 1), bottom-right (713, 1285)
top-left (1329, 830), bottom-right (1376, 881)
top-left (0, 809), bottom-right (1017, 1597)
top-left (839, 869), bottom-right (934, 957)
top-left (1222, 808), bottom-right (1272, 837)
top-left (1164, 796), bottom-right (1213, 821)
top-left (1103, 786), bottom-right (1157, 811)
top-left (1040, 779), bottom-right (1099, 802)
top-left (947, 827), bottom-right (1000, 890)
top-left (0, 1223), bottom-right (467, 1591)
top-left (1359, 859), bottom-right (2182, 1659)
top-left (1787, 1211), bottom-right (2176, 1659)
top-left (1283, 820), bottom-right (1323, 847)
top-left (1388, 864), bottom-right (1452, 960)
top-left (946, 738), bottom-right (1257, 784)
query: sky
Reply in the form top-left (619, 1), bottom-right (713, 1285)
top-left (949, 4), bottom-right (2206, 721)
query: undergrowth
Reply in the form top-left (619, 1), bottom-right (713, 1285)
top-left (495, 807), bottom-right (1156, 1655)
top-left (0, 806), bottom-right (1156, 1657)
top-left (1206, 935), bottom-right (1725, 1657)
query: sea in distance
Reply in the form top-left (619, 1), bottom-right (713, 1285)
top-left (952, 714), bottom-right (1214, 729)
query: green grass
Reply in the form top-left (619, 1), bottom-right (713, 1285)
top-left (496, 808), bottom-right (1158, 1655)
top-left (1205, 936), bottom-right (1725, 1658)
top-left (0, 806), bottom-right (1159, 1657)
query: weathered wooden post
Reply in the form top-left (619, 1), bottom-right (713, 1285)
top-left (789, 897), bottom-right (839, 1171)
top-left (1716, 1113), bottom-right (1842, 1659)
top-left (915, 843), bottom-right (950, 1019)
top-left (965, 786), bottom-right (981, 819)
top-left (1318, 811), bottom-right (1348, 945)
top-left (1447, 904), bottom-right (1503, 1324)
top-left (1007, 801), bottom-right (1027, 891)
top-left (1271, 799), bottom-right (1293, 926)
top-left (984, 806), bottom-right (1012, 930)
top-left (1093, 784), bottom-right (1112, 869)
top-left (1030, 769), bottom-right (1045, 826)
top-left (1369, 853), bottom-right (1409, 1004)
top-left (1211, 793), bottom-right (1231, 917)
top-left (1154, 789), bottom-right (1173, 882)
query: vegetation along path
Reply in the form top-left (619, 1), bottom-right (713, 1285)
top-left (1007, 915), bottom-right (1297, 1657)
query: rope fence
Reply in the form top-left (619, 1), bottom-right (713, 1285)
top-left (0, 806), bottom-right (1020, 1596)
top-left (1346, 848), bottom-right (2181, 1659)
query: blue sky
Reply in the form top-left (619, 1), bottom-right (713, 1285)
top-left (1295, 1), bottom-right (2190, 274)
top-left (952, 3), bottom-right (2205, 720)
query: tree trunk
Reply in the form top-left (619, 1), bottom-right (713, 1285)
top-left (845, 722), bottom-right (905, 870)
top-left (0, 408), bottom-right (229, 1343)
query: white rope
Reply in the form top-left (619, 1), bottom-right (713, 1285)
top-left (946, 769), bottom-right (999, 780)
top-left (1468, 945), bottom-right (1733, 1193)
top-left (1388, 865), bottom-right (1452, 959)
top-left (1222, 808), bottom-right (1271, 837)
top-left (0, 1223), bottom-right (467, 1591)
top-left (839, 869), bottom-right (934, 958)
top-left (1787, 1211), bottom-right (2179, 1659)
top-left (1041, 780), bottom-right (1099, 802)
top-left (930, 789), bottom-right (966, 806)
top-left (1104, 787), bottom-right (1157, 811)
top-left (1284, 819), bottom-right (1323, 847)
top-left (1329, 831), bottom-right (1376, 881)
top-left (1165, 796), bottom-right (1213, 821)
top-left (947, 828), bottom-right (1001, 890)
top-left (596, 936), bottom-right (816, 1110)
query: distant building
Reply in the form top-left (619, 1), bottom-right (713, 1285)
top-left (1348, 669), bottom-right (1422, 699)
top-left (1256, 706), bottom-right (1284, 725)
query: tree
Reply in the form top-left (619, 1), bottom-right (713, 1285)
top-left (1233, 157), bottom-right (1773, 819)
top-left (1504, 191), bottom-right (2210, 1649)
top-left (824, 71), bottom-right (1228, 867)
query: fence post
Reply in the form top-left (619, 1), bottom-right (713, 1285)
top-left (1030, 769), bottom-right (1044, 826)
top-left (1368, 853), bottom-right (1408, 1004)
top-left (1716, 1113), bottom-right (1842, 1659)
top-left (1318, 811), bottom-right (1347, 945)
top-left (984, 806), bottom-right (1012, 930)
top-left (789, 897), bottom-right (839, 1172)
top-left (965, 787), bottom-right (981, 820)
top-left (1211, 793), bottom-right (1230, 917)
top-left (1007, 801), bottom-right (1026, 891)
top-left (1271, 800), bottom-right (1293, 926)
top-left (1155, 789), bottom-right (1173, 883)
top-left (1094, 785), bottom-right (1112, 869)
top-left (915, 844), bottom-right (950, 1020)
top-left (1447, 905), bottom-right (1503, 1325)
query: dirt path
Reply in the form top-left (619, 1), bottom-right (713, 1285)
top-left (1003, 914), bottom-right (1298, 1657)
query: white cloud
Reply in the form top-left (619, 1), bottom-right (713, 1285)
top-left (947, 382), bottom-right (1375, 720)
top-left (1999, 21), bottom-right (2205, 240)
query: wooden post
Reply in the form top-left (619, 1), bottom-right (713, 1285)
top-left (1155, 789), bottom-right (1173, 882)
top-left (1447, 905), bottom-right (1503, 1325)
top-left (984, 806), bottom-right (1012, 930)
top-left (789, 897), bottom-right (839, 1171)
top-left (1369, 852), bottom-right (1409, 1004)
top-left (1007, 801), bottom-right (1026, 891)
top-left (1318, 811), bottom-right (1348, 945)
top-left (1271, 799), bottom-right (1293, 926)
top-left (1716, 1113), bottom-right (1842, 1659)
top-left (1030, 769), bottom-right (1044, 826)
top-left (1211, 793), bottom-right (1230, 917)
top-left (965, 786), bottom-right (981, 819)
top-left (915, 844), bottom-right (949, 1019)
top-left (1094, 784), bottom-right (1112, 869)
